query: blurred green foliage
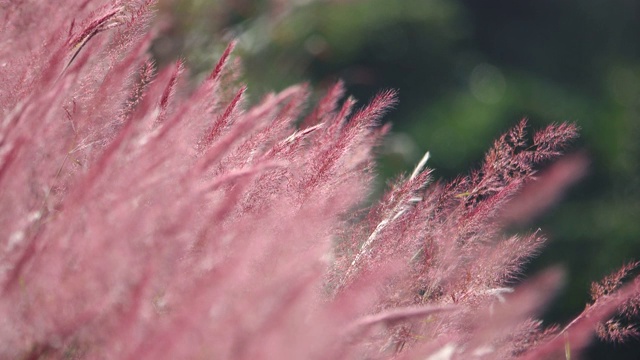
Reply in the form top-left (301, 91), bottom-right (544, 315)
top-left (154, 0), bottom-right (640, 356)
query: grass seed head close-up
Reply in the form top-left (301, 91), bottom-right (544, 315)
top-left (1, 1), bottom-right (639, 359)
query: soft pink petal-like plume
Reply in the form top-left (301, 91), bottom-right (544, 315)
top-left (1, 1), bottom-right (639, 359)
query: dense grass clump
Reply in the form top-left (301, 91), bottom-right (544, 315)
top-left (1, 1), bottom-right (638, 358)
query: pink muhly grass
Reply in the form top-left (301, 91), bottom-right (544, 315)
top-left (1, 1), bottom-right (639, 359)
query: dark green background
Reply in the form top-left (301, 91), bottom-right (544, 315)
top-left (153, 0), bottom-right (640, 357)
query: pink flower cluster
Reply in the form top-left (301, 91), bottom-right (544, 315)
top-left (1, 1), bottom-right (638, 358)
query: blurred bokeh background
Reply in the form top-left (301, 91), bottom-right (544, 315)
top-left (152, 0), bottom-right (640, 357)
